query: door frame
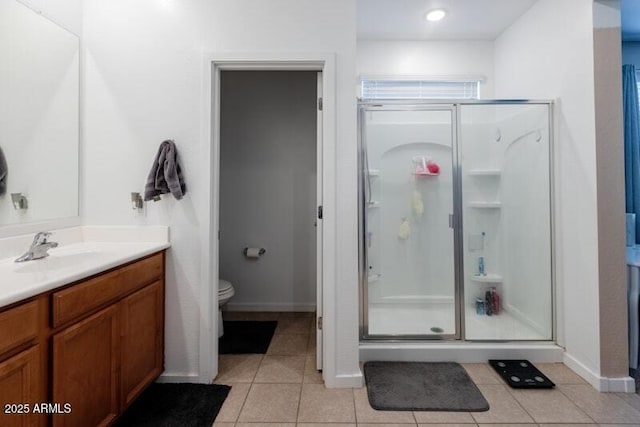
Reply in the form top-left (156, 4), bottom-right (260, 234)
top-left (199, 53), bottom-right (336, 384)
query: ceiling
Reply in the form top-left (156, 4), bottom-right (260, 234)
top-left (357, 0), bottom-right (538, 41)
top-left (622, 0), bottom-right (640, 41)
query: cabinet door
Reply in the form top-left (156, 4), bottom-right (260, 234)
top-left (52, 305), bottom-right (119, 427)
top-left (0, 346), bottom-right (41, 427)
top-left (120, 281), bottom-right (164, 407)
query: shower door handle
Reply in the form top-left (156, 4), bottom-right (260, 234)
top-left (449, 214), bottom-right (454, 229)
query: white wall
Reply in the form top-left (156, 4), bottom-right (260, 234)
top-left (357, 40), bottom-right (495, 97)
top-left (82, 0), bottom-right (359, 386)
top-left (495, 0), bottom-right (603, 380)
top-left (219, 71), bottom-right (317, 311)
top-left (18, 0), bottom-right (82, 35)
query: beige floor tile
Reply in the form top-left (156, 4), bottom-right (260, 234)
top-left (417, 424), bottom-right (477, 427)
top-left (353, 387), bottom-right (416, 424)
top-left (267, 333), bottom-right (309, 355)
top-left (535, 424), bottom-right (597, 427)
top-left (362, 424), bottom-right (418, 427)
top-left (303, 354), bottom-right (323, 384)
top-left (615, 392), bottom-right (640, 411)
top-left (598, 424), bottom-right (640, 427)
top-left (224, 311), bottom-right (281, 321)
top-left (216, 354), bottom-right (263, 383)
top-left (477, 425), bottom-right (541, 427)
top-left (559, 384), bottom-right (640, 424)
top-left (462, 364), bottom-right (503, 385)
top-left (307, 333), bottom-right (317, 354)
top-left (238, 383), bottom-right (301, 422)
top-left (279, 311), bottom-right (314, 319)
top-left (298, 424), bottom-right (355, 427)
top-left (535, 363), bottom-right (587, 384)
top-left (507, 388), bottom-right (592, 423)
top-left (212, 422), bottom-right (236, 427)
top-left (470, 384), bottom-right (534, 424)
top-left (413, 410), bottom-right (476, 423)
top-left (275, 317), bottom-right (313, 335)
top-left (297, 383), bottom-right (356, 423)
top-left (236, 423), bottom-right (295, 427)
top-left (254, 355), bottom-right (305, 383)
top-left (214, 382), bottom-right (251, 422)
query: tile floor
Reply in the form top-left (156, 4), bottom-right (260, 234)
top-left (213, 312), bottom-right (640, 427)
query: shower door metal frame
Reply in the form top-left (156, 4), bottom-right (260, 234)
top-left (358, 99), bottom-right (556, 342)
top-left (358, 102), bottom-right (463, 341)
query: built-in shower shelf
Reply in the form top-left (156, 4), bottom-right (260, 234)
top-left (468, 201), bottom-right (502, 208)
top-left (367, 201), bottom-right (380, 208)
top-left (412, 171), bottom-right (439, 177)
top-left (468, 169), bottom-right (501, 177)
top-left (470, 274), bottom-right (503, 283)
top-left (368, 169), bottom-right (380, 177)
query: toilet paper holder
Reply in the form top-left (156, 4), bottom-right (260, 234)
top-left (243, 247), bottom-right (266, 256)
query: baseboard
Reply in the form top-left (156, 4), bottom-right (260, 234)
top-left (563, 352), bottom-right (637, 392)
top-left (324, 372), bottom-right (364, 388)
top-left (156, 373), bottom-right (201, 383)
top-left (225, 302), bottom-right (316, 312)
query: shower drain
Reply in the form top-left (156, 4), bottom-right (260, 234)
top-left (430, 326), bottom-right (444, 333)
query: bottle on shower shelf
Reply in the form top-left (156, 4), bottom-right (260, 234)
top-left (490, 287), bottom-right (501, 315)
top-left (485, 290), bottom-right (493, 316)
top-left (477, 256), bottom-right (485, 276)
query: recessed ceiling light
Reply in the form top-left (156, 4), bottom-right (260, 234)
top-left (426, 9), bottom-right (446, 22)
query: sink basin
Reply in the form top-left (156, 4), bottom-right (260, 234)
top-left (13, 249), bottom-right (105, 274)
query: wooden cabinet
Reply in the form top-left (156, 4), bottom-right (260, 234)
top-left (0, 251), bottom-right (165, 427)
top-left (120, 281), bottom-right (163, 407)
top-left (0, 346), bottom-right (41, 427)
top-left (52, 306), bottom-right (119, 427)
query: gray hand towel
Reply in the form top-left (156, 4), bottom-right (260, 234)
top-left (0, 146), bottom-right (7, 196)
top-left (144, 140), bottom-right (186, 201)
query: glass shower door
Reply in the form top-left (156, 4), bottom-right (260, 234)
top-left (360, 106), bottom-right (459, 338)
top-left (459, 103), bottom-right (552, 340)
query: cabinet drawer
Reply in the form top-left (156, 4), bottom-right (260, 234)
top-left (52, 253), bottom-right (163, 327)
top-left (0, 301), bottom-right (38, 356)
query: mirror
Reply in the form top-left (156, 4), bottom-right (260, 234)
top-left (0, 0), bottom-right (79, 226)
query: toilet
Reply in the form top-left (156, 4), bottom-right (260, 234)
top-left (218, 279), bottom-right (235, 337)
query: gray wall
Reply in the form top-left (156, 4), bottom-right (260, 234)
top-left (220, 71), bottom-right (317, 311)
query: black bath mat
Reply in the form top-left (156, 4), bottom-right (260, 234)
top-left (489, 359), bottom-right (555, 388)
top-left (113, 383), bottom-right (230, 427)
top-left (363, 361), bottom-right (489, 411)
top-left (219, 320), bottom-right (277, 354)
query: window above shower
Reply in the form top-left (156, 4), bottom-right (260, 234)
top-left (360, 78), bottom-right (481, 100)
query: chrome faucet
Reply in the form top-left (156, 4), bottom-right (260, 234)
top-left (15, 232), bottom-right (59, 262)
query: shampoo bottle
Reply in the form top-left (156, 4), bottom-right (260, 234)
top-left (491, 287), bottom-right (501, 315)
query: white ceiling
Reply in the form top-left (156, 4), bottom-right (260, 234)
top-left (357, 0), bottom-right (538, 41)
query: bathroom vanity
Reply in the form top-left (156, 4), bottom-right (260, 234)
top-left (0, 230), bottom-right (169, 427)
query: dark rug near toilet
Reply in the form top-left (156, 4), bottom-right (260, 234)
top-left (363, 361), bottom-right (489, 411)
top-left (113, 383), bottom-right (230, 427)
top-left (219, 320), bottom-right (277, 354)
top-left (489, 359), bottom-right (555, 388)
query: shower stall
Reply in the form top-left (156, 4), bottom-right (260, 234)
top-left (359, 100), bottom-right (553, 342)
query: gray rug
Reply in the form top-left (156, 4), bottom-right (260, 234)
top-left (363, 361), bottom-right (490, 411)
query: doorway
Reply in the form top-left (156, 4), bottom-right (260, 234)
top-left (211, 67), bottom-right (325, 381)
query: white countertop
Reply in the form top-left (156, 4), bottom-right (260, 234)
top-left (0, 226), bottom-right (170, 308)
